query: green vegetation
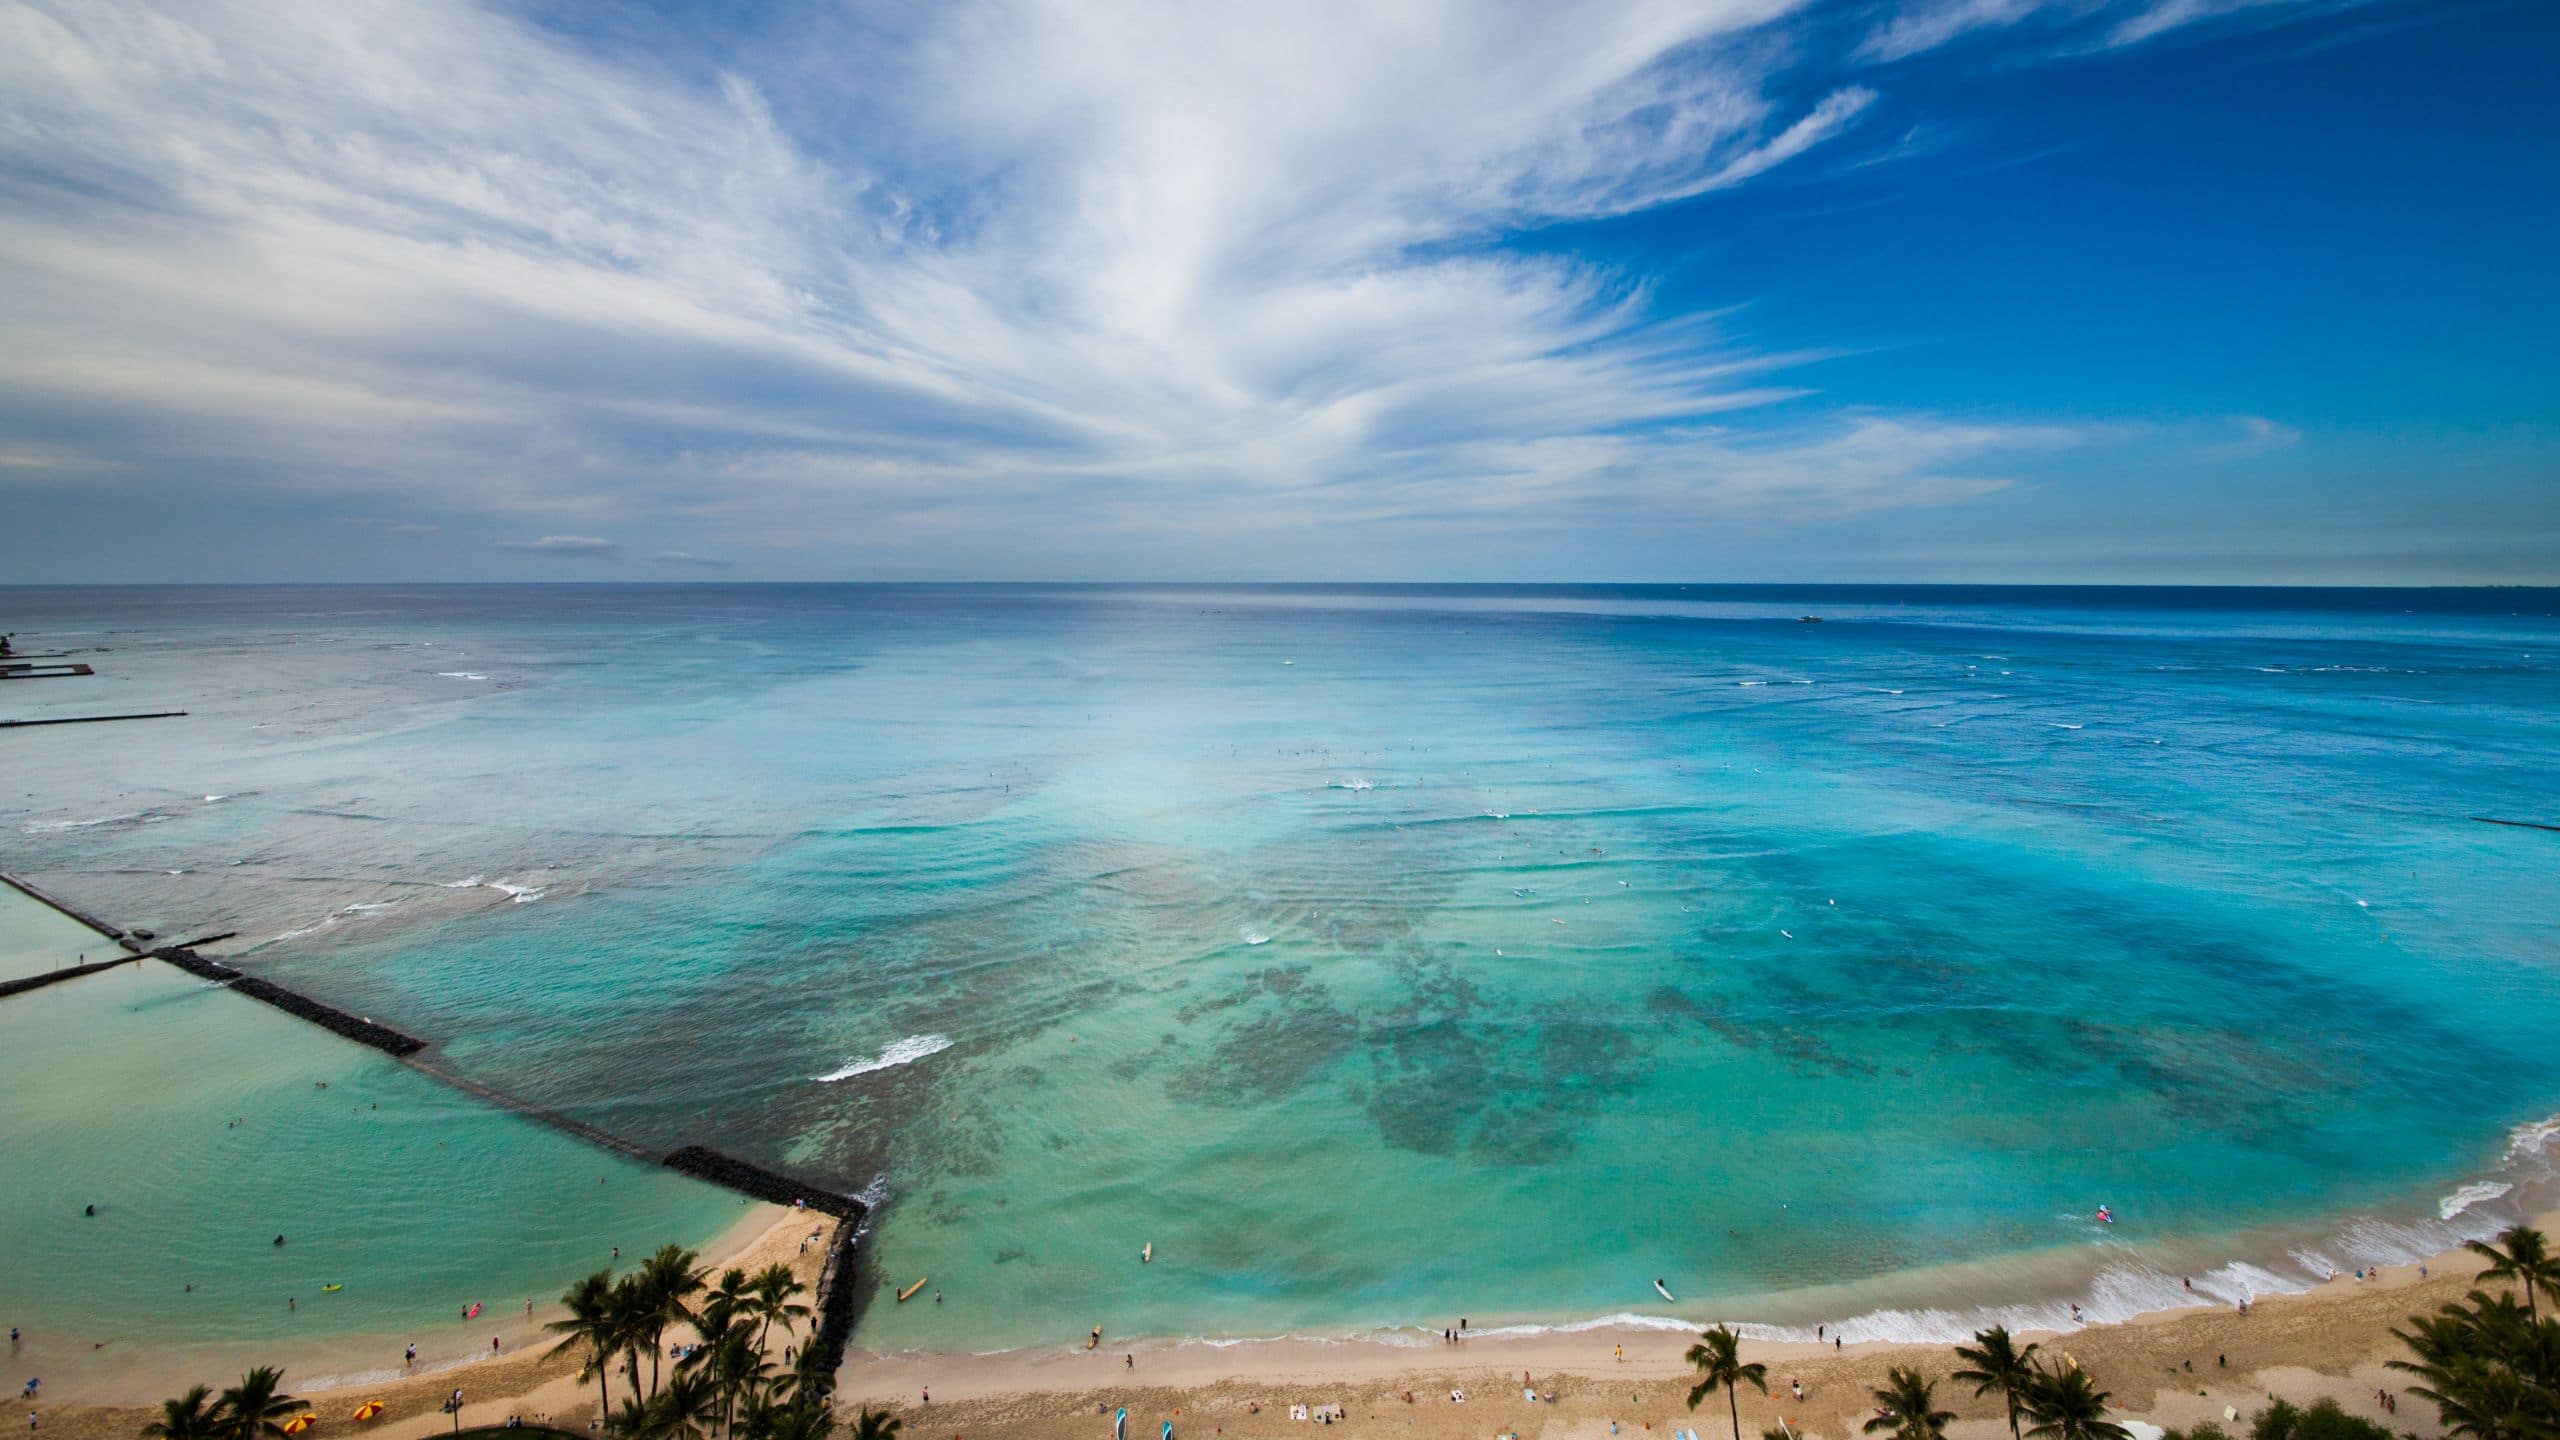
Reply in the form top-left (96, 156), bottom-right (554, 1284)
top-left (140, 1244), bottom-right (837, 1440)
top-left (1864, 1367), bottom-right (1956, 1440)
top-left (540, 1247), bottom-right (830, 1440)
top-left (2387, 1223), bottom-right (2560, 1440)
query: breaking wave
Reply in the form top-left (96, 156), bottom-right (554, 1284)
top-left (817, 1034), bottom-right (953, 1083)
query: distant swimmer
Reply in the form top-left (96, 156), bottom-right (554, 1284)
top-left (2095, 1205), bottom-right (2114, 1225)
top-left (273, 1235), bottom-right (286, 1247)
top-left (82, 1206), bottom-right (93, 1218)
top-left (1142, 1243), bottom-right (1153, 1264)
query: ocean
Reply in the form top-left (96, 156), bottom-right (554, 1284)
top-left (4, 583), bottom-right (2557, 1356)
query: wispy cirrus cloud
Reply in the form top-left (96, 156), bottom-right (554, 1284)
top-left (497, 535), bottom-right (617, 556)
top-left (0, 0), bottom-right (2362, 579)
top-left (1857, 0), bottom-right (2370, 62)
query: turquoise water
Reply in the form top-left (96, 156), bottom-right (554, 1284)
top-left (0, 888), bottom-right (749, 1373)
top-left (4, 585), bottom-right (2558, 1352)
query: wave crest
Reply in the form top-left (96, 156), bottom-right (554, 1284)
top-left (817, 1034), bottom-right (953, 1083)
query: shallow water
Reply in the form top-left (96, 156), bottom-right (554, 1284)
top-left (0, 889), bottom-right (747, 1369)
top-left (3, 584), bottom-right (2557, 1353)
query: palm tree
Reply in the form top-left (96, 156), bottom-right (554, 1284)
top-left (747, 1264), bottom-right (811, 1362)
top-left (2402, 1354), bottom-right (2545, 1440)
top-left (612, 1273), bottom-right (653, 1400)
top-left (700, 1269), bottom-right (753, 1333)
top-left (2021, 1365), bottom-right (2131, 1440)
top-left (550, 1269), bottom-right (624, 1420)
top-left (2467, 1226), bottom-right (2560, 1327)
top-left (1864, 1367), bottom-right (1956, 1440)
top-left (653, 1367), bottom-right (719, 1440)
top-left (1954, 1325), bottom-right (2042, 1440)
top-left (637, 1247), bottom-right (706, 1398)
top-left (216, 1367), bottom-right (301, 1440)
top-left (144, 1386), bottom-right (225, 1440)
top-left (609, 1394), bottom-right (659, 1440)
top-left (1686, 1324), bottom-right (1770, 1440)
top-left (850, 1410), bottom-right (903, 1440)
top-left (681, 1313), bottom-right (767, 1440)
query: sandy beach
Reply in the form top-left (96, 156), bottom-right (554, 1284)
top-left (19, 1208), bottom-right (836, 1440)
top-left (828, 1242), bottom-right (2498, 1439)
top-left (21, 1211), bottom-right (2517, 1440)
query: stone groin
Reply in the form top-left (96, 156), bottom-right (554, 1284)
top-left (150, 943), bottom-right (431, 1057)
top-left (0, 954), bottom-right (142, 999)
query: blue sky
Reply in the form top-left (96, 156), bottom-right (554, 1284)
top-left (0, 0), bottom-right (2552, 583)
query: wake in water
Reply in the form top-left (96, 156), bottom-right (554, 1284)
top-left (817, 1034), bottom-right (953, 1083)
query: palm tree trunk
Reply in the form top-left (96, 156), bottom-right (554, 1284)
top-left (2007, 1393), bottom-right (2021, 1440)
top-left (1727, 1384), bottom-right (1742, 1440)
top-left (595, 1344), bottom-right (614, 1422)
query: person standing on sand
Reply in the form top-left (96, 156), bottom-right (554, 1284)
top-left (406, 1345), bottom-right (417, 1367)
top-left (1090, 1326), bottom-right (1102, 1350)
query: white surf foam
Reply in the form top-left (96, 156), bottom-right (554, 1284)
top-left (2441, 1181), bottom-right (2513, 1220)
top-left (1328, 778), bottom-right (1376, 791)
top-left (1243, 931), bottom-right (1271, 946)
top-left (817, 1033), bottom-right (953, 1083)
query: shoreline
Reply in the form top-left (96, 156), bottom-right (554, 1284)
top-left (23, 1207), bottom-right (838, 1440)
top-left (826, 1248), bottom-right (2496, 1440)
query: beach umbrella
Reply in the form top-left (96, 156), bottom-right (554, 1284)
top-left (282, 1414), bottom-right (318, 1434)
top-left (351, 1401), bottom-right (385, 1422)
top-left (1113, 1407), bottom-right (1126, 1440)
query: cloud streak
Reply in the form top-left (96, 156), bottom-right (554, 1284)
top-left (0, 0), bottom-right (2368, 578)
top-left (497, 535), bottom-right (618, 556)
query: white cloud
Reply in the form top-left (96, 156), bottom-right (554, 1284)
top-left (497, 535), bottom-right (617, 556)
top-left (2198, 414), bottom-right (2303, 460)
top-left (648, 551), bottom-right (732, 568)
top-left (1856, 0), bottom-right (2363, 62)
top-left (0, 0), bottom-right (2116, 571)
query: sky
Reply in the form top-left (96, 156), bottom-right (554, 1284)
top-left (0, 0), bottom-right (2553, 584)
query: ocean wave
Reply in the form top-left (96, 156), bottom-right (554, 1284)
top-left (1243, 931), bottom-right (1271, 946)
top-left (2441, 1181), bottom-right (2513, 1220)
top-left (23, 810), bottom-right (148, 833)
top-left (490, 882), bottom-right (545, 904)
top-left (1328, 778), bottom-right (1376, 791)
top-left (2508, 1114), bottom-right (2560, 1160)
top-left (817, 1033), bottom-right (953, 1083)
top-left (435, 671), bottom-right (489, 680)
top-left (441, 874), bottom-right (487, 888)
